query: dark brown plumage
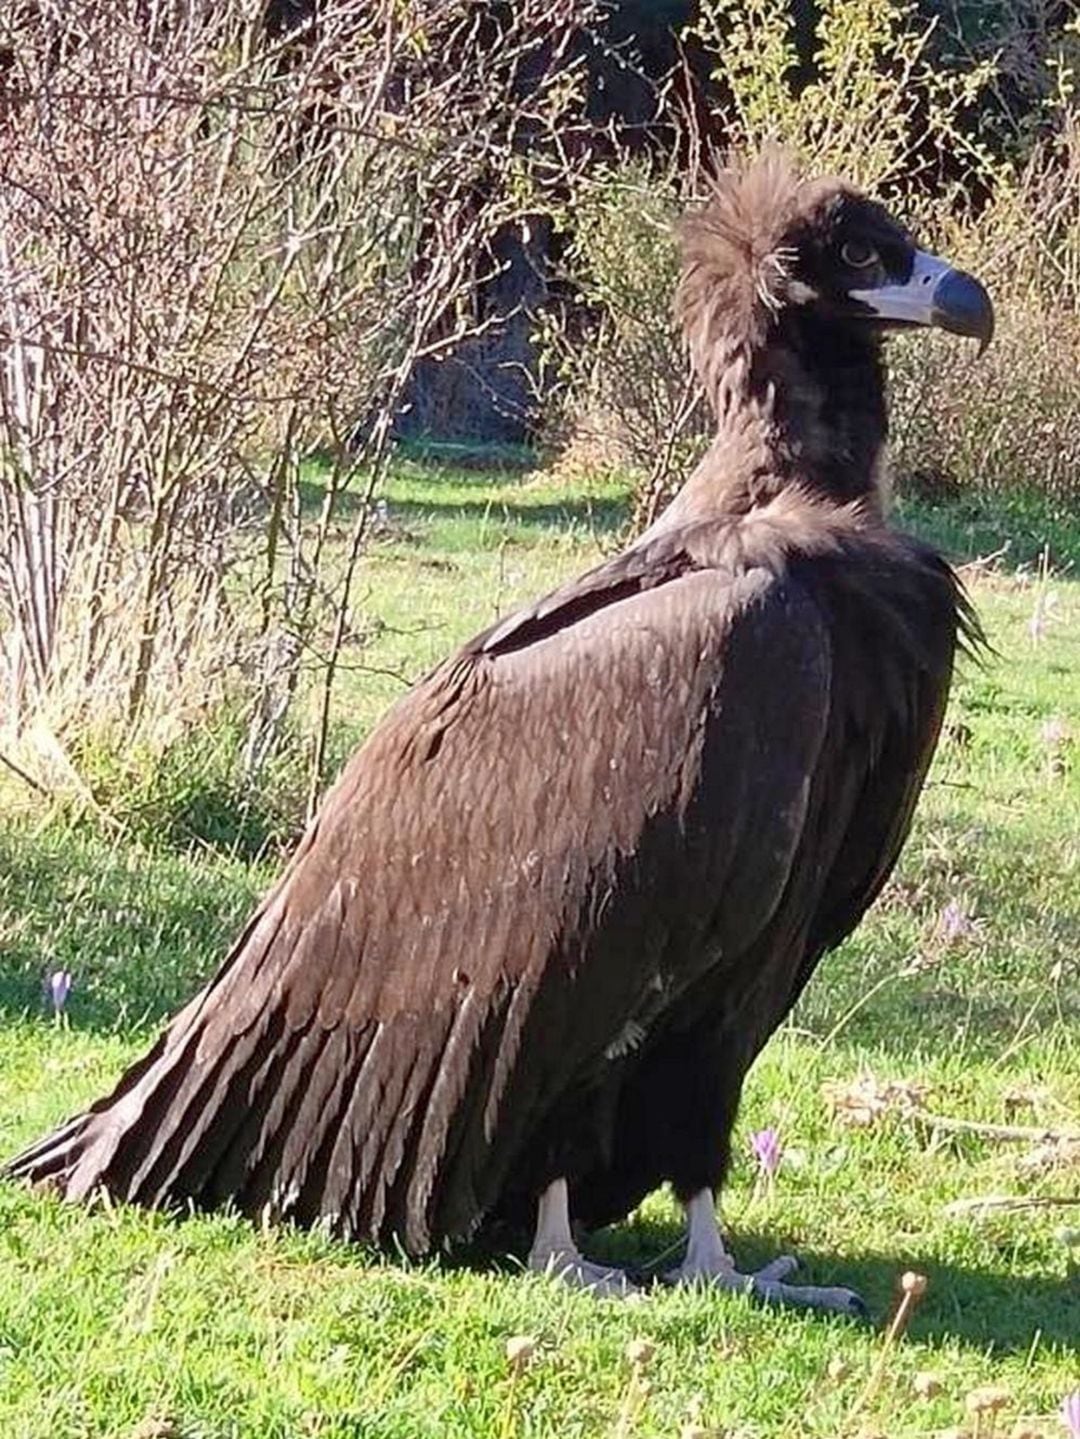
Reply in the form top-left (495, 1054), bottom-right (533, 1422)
top-left (5, 153), bottom-right (990, 1305)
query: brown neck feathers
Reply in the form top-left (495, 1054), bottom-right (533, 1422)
top-left (670, 157), bottom-right (889, 520)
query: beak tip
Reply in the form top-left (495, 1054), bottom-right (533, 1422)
top-left (931, 268), bottom-right (995, 349)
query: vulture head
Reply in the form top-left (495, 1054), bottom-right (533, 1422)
top-left (676, 152), bottom-right (993, 509)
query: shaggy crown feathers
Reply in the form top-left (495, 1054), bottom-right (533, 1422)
top-left (676, 152), bottom-right (852, 403)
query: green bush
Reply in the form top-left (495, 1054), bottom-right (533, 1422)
top-left (542, 0), bottom-right (1080, 520)
top-left (534, 160), bottom-right (706, 523)
top-left (889, 114), bottom-right (1080, 503)
top-left (64, 711), bottom-right (308, 860)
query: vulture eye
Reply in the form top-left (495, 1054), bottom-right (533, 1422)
top-left (840, 239), bottom-right (878, 269)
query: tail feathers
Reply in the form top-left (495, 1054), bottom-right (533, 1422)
top-left (3, 976), bottom-right (524, 1254)
top-left (3, 1009), bottom-right (311, 1212)
top-left (4, 1112), bottom-right (96, 1188)
top-left (2, 1006), bottom-right (471, 1250)
top-left (210, 1019), bottom-right (342, 1216)
top-left (121, 1010), bottom-right (292, 1205)
top-left (2, 1017), bottom-right (209, 1205)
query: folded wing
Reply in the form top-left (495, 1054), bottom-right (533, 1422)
top-left (6, 514), bottom-right (963, 1252)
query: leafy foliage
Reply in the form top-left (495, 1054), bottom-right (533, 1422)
top-left (690, 0), bottom-right (995, 189)
top-left (539, 0), bottom-right (1080, 521)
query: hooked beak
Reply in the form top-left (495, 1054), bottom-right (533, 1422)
top-left (850, 250), bottom-right (994, 353)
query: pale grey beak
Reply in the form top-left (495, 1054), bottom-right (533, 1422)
top-left (850, 249), bottom-right (994, 351)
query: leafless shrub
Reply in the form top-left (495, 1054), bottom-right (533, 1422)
top-left (0, 0), bottom-right (599, 810)
top-left (533, 157), bottom-right (708, 529)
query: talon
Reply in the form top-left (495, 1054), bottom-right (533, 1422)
top-left (748, 1278), bottom-right (869, 1319)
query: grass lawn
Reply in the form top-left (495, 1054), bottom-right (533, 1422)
top-left (0, 463), bottom-right (1077, 1439)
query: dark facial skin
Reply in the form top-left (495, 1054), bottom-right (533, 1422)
top-left (792, 194), bottom-right (920, 312)
top-left (789, 193), bottom-right (993, 345)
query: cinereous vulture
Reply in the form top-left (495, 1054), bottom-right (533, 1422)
top-left (6, 152), bottom-right (991, 1314)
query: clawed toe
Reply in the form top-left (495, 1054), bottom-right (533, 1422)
top-left (749, 1274), bottom-right (869, 1318)
top-left (662, 1253), bottom-right (797, 1290)
top-left (527, 1180), bottom-right (641, 1298)
top-left (530, 1248), bottom-right (640, 1298)
top-left (753, 1254), bottom-right (799, 1283)
top-left (666, 1255), bottom-right (867, 1318)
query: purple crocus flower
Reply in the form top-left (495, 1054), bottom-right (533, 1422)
top-left (1062, 1391), bottom-right (1080, 1437)
top-left (937, 899), bottom-right (975, 945)
top-left (47, 969), bottom-right (73, 1017)
top-left (750, 1127), bottom-right (783, 1179)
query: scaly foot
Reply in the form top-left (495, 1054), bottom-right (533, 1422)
top-left (529, 1244), bottom-right (640, 1297)
top-left (665, 1190), bottom-right (868, 1318)
top-left (664, 1250), bottom-right (867, 1317)
top-left (527, 1178), bottom-right (640, 1297)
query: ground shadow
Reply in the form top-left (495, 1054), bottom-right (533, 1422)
top-left (387, 493), bottom-right (630, 536)
top-left (3, 1176), bottom-right (1066, 1359)
top-left (456, 1213), bottom-right (1078, 1355)
top-left (895, 490), bottom-right (1080, 572)
top-left (297, 471), bottom-right (1080, 571)
top-left (296, 475), bottom-right (631, 536)
top-left (297, 467), bottom-right (502, 516)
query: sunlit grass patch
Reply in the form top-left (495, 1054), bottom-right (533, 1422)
top-left (0, 467), bottom-right (1076, 1438)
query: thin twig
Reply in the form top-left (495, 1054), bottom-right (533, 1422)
top-left (943, 1194), bottom-right (1080, 1218)
top-left (0, 747), bottom-right (51, 796)
top-left (914, 1110), bottom-right (1080, 1144)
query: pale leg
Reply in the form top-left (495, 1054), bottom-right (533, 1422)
top-left (665, 1189), bottom-right (867, 1318)
top-left (527, 1177), bottom-right (638, 1297)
